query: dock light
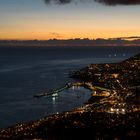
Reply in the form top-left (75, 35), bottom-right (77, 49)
top-left (110, 108), bottom-right (114, 112)
top-left (52, 92), bottom-right (58, 97)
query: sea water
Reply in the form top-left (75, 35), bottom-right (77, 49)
top-left (0, 46), bottom-right (139, 128)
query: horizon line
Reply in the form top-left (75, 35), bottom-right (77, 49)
top-left (0, 36), bottom-right (140, 41)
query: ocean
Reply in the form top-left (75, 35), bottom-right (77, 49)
top-left (0, 46), bottom-right (139, 128)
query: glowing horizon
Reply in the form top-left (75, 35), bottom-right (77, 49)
top-left (0, 0), bottom-right (140, 40)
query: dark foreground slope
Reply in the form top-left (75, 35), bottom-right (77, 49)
top-left (0, 54), bottom-right (140, 140)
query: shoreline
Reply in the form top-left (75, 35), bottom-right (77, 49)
top-left (0, 53), bottom-right (140, 139)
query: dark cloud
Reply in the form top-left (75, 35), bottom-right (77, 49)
top-left (44, 0), bottom-right (72, 4)
top-left (95, 0), bottom-right (140, 5)
top-left (43, 0), bottom-right (140, 5)
top-left (121, 36), bottom-right (140, 39)
top-left (49, 32), bottom-right (61, 38)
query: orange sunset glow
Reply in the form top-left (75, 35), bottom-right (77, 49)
top-left (0, 0), bottom-right (140, 40)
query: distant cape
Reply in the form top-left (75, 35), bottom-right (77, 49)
top-left (0, 38), bottom-right (140, 47)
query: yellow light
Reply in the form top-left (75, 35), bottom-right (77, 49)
top-left (110, 108), bottom-right (114, 112)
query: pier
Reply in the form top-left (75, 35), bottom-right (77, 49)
top-left (34, 83), bottom-right (73, 98)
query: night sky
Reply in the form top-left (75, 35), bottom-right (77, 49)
top-left (0, 0), bottom-right (140, 40)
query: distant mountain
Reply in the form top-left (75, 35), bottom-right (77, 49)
top-left (0, 38), bottom-right (140, 47)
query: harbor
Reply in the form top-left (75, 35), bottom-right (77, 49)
top-left (34, 83), bottom-right (73, 98)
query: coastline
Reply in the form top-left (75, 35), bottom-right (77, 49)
top-left (0, 53), bottom-right (140, 139)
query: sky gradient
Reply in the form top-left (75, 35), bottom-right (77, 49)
top-left (0, 0), bottom-right (140, 40)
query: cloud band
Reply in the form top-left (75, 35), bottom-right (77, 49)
top-left (43, 0), bottom-right (140, 5)
top-left (95, 0), bottom-right (140, 5)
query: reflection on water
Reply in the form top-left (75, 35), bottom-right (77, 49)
top-left (43, 86), bottom-right (91, 117)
